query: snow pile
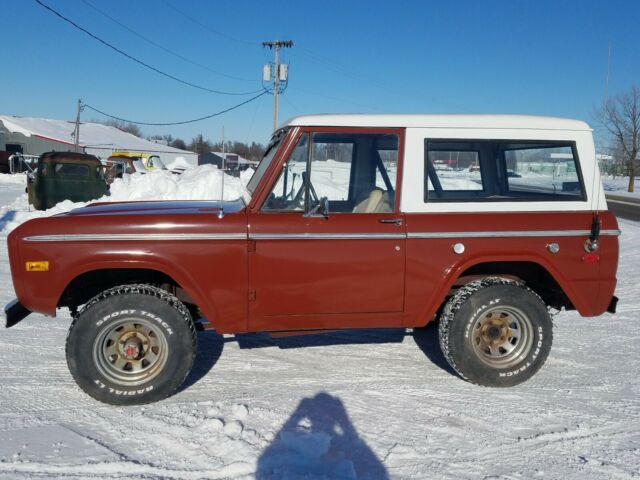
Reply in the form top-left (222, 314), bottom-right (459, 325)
top-left (0, 166), bottom-right (254, 234)
top-left (108, 165), bottom-right (248, 202)
top-left (0, 173), bottom-right (27, 186)
top-left (164, 156), bottom-right (192, 171)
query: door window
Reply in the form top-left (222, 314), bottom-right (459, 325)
top-left (262, 132), bottom-right (398, 213)
top-left (262, 133), bottom-right (310, 211)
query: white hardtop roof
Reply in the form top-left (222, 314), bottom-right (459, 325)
top-left (283, 114), bottom-right (592, 131)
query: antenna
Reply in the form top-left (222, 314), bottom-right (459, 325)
top-left (587, 41), bottom-right (612, 252)
top-left (596, 41), bottom-right (612, 215)
top-left (218, 126), bottom-right (225, 219)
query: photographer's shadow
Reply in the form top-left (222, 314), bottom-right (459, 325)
top-left (257, 392), bottom-right (388, 479)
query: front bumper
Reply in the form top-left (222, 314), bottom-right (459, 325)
top-left (4, 299), bottom-right (31, 328)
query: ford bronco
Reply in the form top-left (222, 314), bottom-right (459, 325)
top-left (4, 114), bottom-right (619, 405)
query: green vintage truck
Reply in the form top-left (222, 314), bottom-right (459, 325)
top-left (27, 152), bottom-right (109, 210)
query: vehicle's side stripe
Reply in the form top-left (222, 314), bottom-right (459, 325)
top-left (250, 229), bottom-right (621, 240)
top-left (24, 229), bottom-right (621, 242)
top-left (249, 233), bottom-right (407, 240)
top-left (406, 229), bottom-right (621, 239)
top-left (24, 233), bottom-right (247, 242)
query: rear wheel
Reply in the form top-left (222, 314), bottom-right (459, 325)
top-left (66, 284), bottom-right (197, 405)
top-left (438, 277), bottom-right (552, 387)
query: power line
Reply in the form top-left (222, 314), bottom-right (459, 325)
top-left (34, 0), bottom-right (262, 96)
top-left (79, 0), bottom-right (255, 83)
top-left (161, 0), bottom-right (260, 47)
top-left (83, 90), bottom-right (269, 126)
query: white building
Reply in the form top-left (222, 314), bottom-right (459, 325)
top-left (0, 115), bottom-right (197, 167)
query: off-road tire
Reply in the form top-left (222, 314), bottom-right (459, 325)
top-left (438, 277), bottom-right (552, 387)
top-left (66, 284), bottom-right (197, 405)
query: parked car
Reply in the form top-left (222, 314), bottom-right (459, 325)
top-left (104, 152), bottom-right (185, 182)
top-left (109, 151), bottom-right (167, 172)
top-left (103, 156), bottom-right (136, 184)
top-left (26, 152), bottom-right (108, 210)
top-left (4, 114), bottom-right (619, 405)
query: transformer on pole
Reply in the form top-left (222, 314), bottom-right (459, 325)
top-left (262, 40), bottom-right (293, 131)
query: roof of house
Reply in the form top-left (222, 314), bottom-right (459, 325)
top-left (283, 114), bottom-right (592, 131)
top-left (0, 115), bottom-right (196, 157)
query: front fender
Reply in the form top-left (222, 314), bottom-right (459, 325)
top-left (14, 239), bottom-right (248, 332)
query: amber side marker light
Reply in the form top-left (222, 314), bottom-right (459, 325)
top-left (26, 261), bottom-right (49, 272)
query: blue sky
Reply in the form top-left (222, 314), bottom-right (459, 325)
top-left (1, 0), bottom-right (638, 147)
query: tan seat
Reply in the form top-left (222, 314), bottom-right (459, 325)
top-left (352, 189), bottom-right (393, 213)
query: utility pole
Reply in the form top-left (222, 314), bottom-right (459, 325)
top-left (263, 40), bottom-right (293, 131)
top-left (73, 98), bottom-right (82, 153)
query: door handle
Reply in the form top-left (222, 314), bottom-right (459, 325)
top-left (378, 218), bottom-right (403, 225)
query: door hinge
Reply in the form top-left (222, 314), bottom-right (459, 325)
top-left (247, 240), bottom-right (256, 252)
top-left (248, 289), bottom-right (256, 302)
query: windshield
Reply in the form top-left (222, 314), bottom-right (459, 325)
top-left (246, 128), bottom-right (288, 194)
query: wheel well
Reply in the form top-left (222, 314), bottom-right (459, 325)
top-left (59, 269), bottom-right (196, 314)
top-left (453, 261), bottom-right (573, 311)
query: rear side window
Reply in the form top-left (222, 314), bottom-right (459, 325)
top-left (425, 139), bottom-right (585, 202)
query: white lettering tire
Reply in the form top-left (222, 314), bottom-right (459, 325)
top-left (66, 284), bottom-right (197, 405)
top-left (438, 277), bottom-right (553, 387)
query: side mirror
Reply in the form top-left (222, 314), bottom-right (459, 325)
top-left (304, 197), bottom-right (330, 218)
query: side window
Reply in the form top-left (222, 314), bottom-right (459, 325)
top-left (309, 133), bottom-right (354, 204)
top-left (503, 144), bottom-right (583, 196)
top-left (425, 140), bottom-right (585, 202)
top-left (263, 132), bottom-right (398, 213)
top-left (262, 134), bottom-right (309, 211)
top-left (426, 143), bottom-right (484, 198)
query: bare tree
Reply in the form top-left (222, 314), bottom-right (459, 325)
top-left (169, 138), bottom-right (188, 150)
top-left (96, 118), bottom-right (144, 138)
top-left (600, 85), bottom-right (640, 192)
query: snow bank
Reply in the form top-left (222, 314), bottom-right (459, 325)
top-left (0, 166), bottom-right (254, 234)
top-left (108, 165), bottom-right (248, 202)
top-left (0, 173), bottom-right (27, 186)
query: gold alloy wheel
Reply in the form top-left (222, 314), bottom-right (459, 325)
top-left (93, 318), bottom-right (169, 387)
top-left (471, 306), bottom-right (534, 368)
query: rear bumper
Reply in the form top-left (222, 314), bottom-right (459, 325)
top-left (4, 299), bottom-right (31, 328)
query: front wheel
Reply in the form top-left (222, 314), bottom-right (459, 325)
top-left (66, 284), bottom-right (197, 405)
top-left (438, 278), bottom-right (553, 387)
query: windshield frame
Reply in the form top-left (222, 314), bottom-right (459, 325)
top-left (246, 128), bottom-right (289, 195)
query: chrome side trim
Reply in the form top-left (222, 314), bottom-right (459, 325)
top-left (24, 233), bottom-right (247, 242)
top-left (250, 233), bottom-right (406, 240)
top-left (24, 229), bottom-right (621, 243)
top-left (407, 229), bottom-right (621, 239)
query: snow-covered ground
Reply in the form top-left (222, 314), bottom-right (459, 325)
top-left (0, 173), bottom-right (639, 479)
top-left (602, 176), bottom-right (640, 198)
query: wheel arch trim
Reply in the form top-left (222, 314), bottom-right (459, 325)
top-left (416, 253), bottom-right (584, 326)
